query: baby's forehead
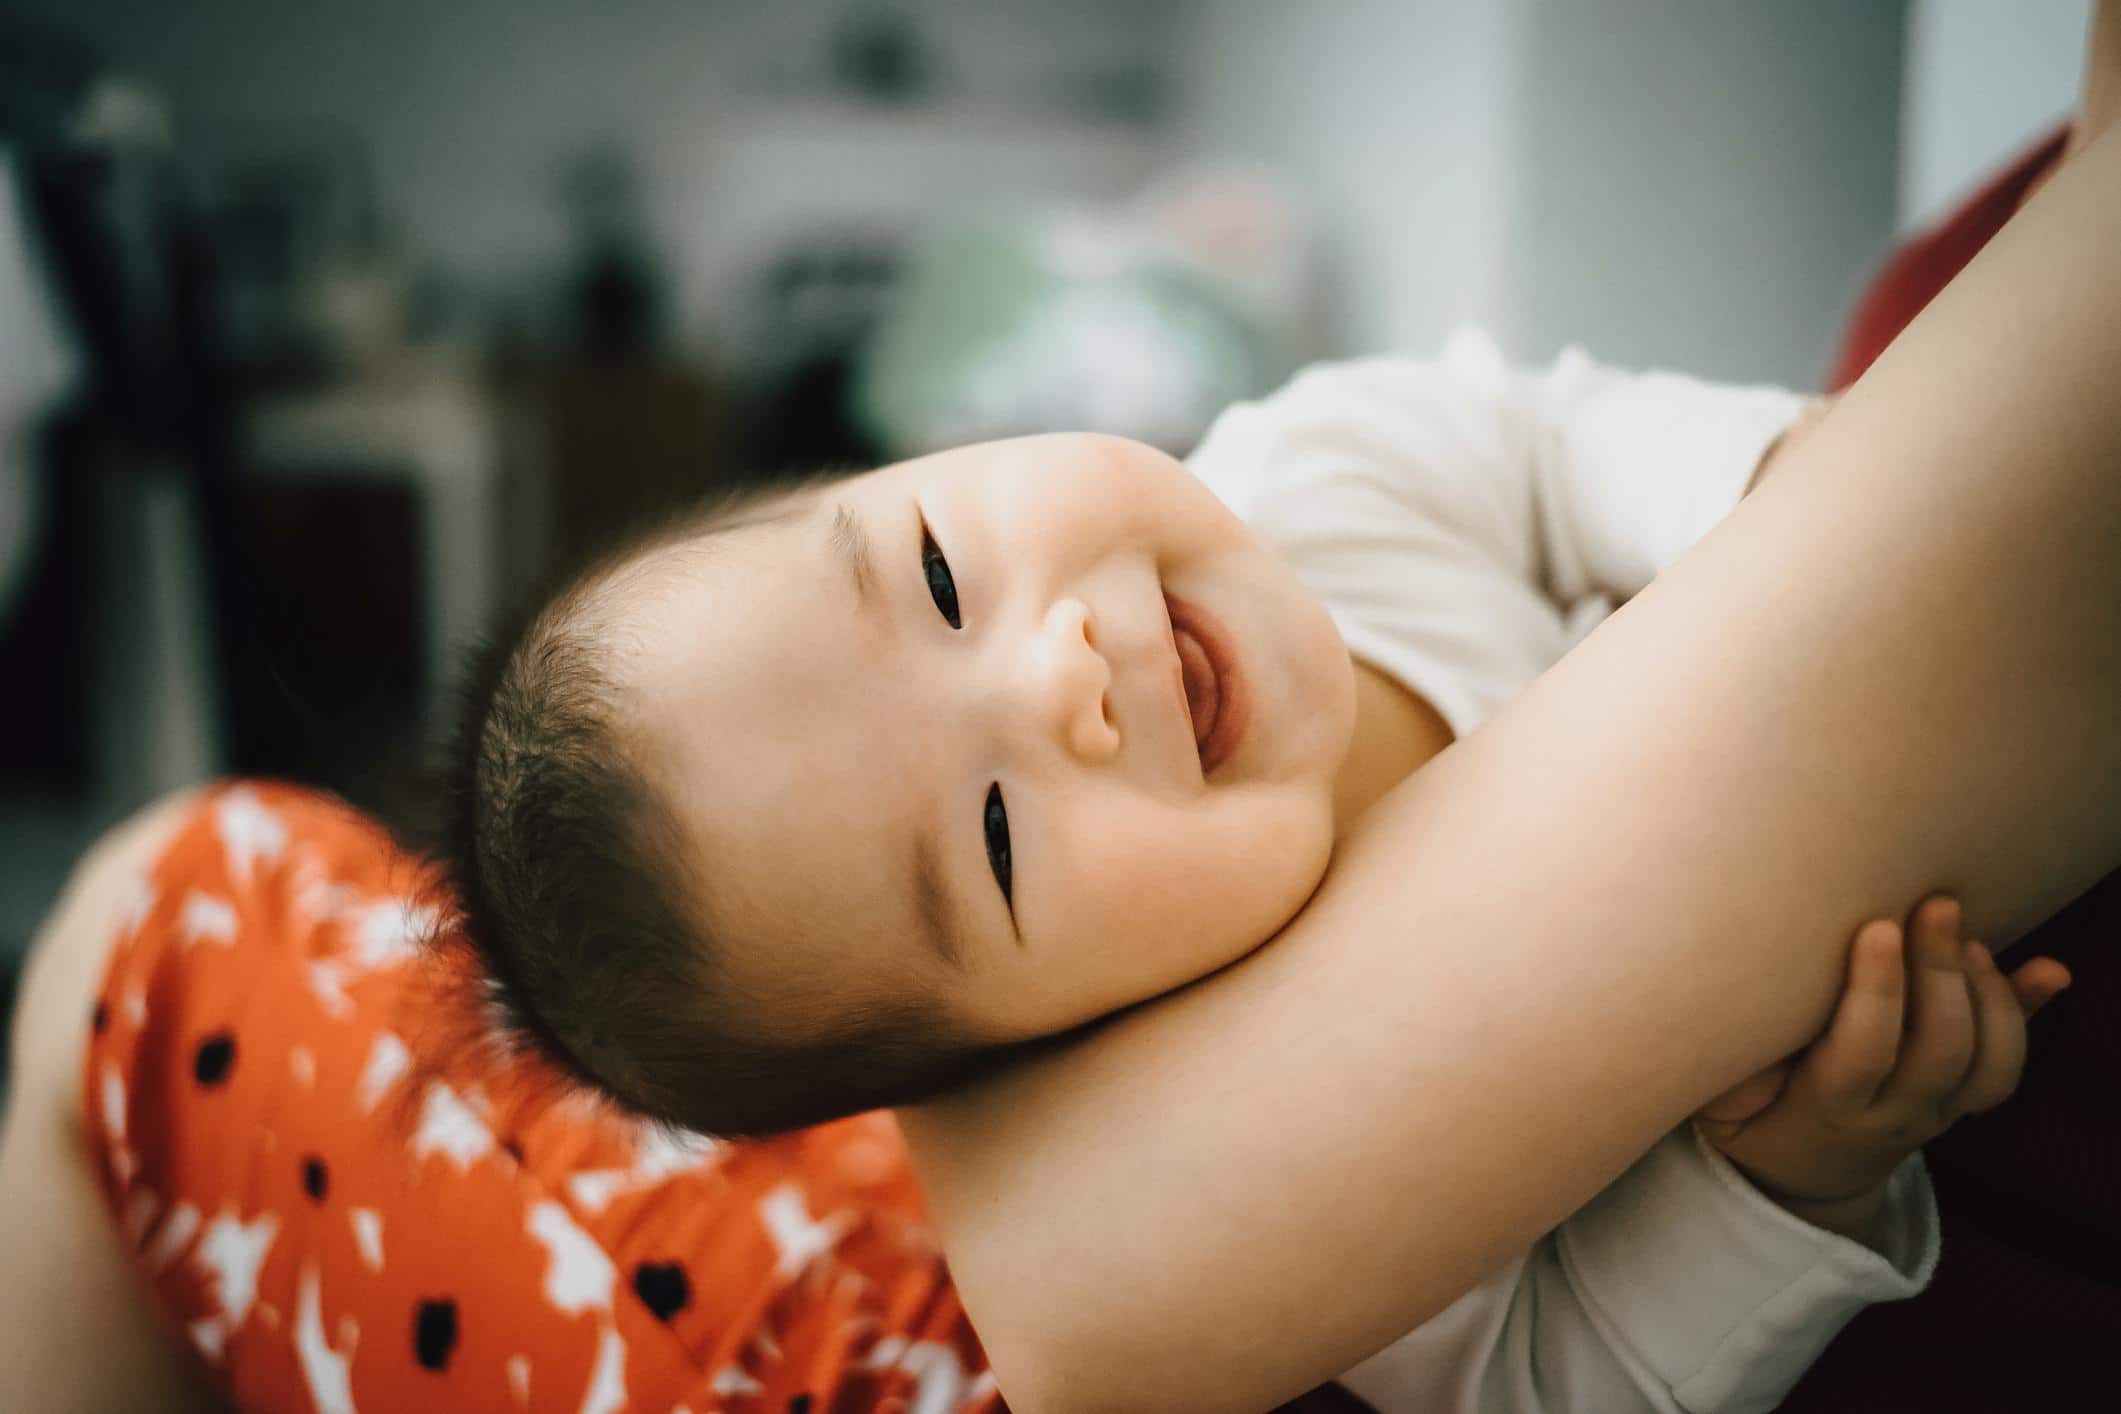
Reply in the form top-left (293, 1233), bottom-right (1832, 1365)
top-left (599, 496), bottom-right (861, 767)
top-left (598, 498), bottom-right (819, 649)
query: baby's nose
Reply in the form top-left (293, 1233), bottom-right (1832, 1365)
top-left (1033, 598), bottom-right (1118, 762)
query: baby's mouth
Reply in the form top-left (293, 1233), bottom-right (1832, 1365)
top-left (1165, 591), bottom-right (1249, 777)
top-left (1173, 617), bottom-right (1220, 754)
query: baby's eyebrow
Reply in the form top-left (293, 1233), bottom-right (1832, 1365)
top-left (829, 502), bottom-right (881, 620)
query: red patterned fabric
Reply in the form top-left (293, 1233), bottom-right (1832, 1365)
top-left (83, 782), bottom-right (1002, 1413)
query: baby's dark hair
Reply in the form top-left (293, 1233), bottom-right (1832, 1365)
top-left (436, 481), bottom-right (1029, 1138)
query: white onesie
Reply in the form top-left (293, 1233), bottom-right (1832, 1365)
top-left (1186, 331), bottom-right (1938, 1414)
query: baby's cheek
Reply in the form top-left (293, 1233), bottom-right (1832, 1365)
top-left (1073, 787), bottom-right (1335, 984)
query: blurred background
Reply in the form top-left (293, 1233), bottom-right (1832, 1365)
top-left (0, 0), bottom-right (2093, 1009)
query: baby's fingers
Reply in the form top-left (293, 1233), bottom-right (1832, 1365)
top-left (2006, 955), bottom-right (2072, 1016)
top-left (1954, 943), bottom-right (2030, 1114)
top-left (1797, 919), bottom-right (1905, 1110)
top-left (1878, 897), bottom-right (1977, 1107)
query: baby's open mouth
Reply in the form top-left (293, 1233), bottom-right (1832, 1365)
top-left (1165, 591), bottom-right (1247, 776)
top-left (1173, 616), bottom-right (1221, 753)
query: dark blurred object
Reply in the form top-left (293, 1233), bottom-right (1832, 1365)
top-left (1276, 1385), bottom-right (1378, 1414)
top-left (22, 118), bottom-right (206, 446)
top-left (830, 5), bottom-right (935, 106)
top-left (229, 478), bottom-right (420, 788)
top-left (727, 233), bottom-right (903, 479)
top-left (0, 14), bottom-right (98, 149)
top-left (0, 38), bottom-right (235, 799)
top-left (0, 17), bottom-right (443, 838)
top-left (232, 356), bottom-right (510, 832)
top-left (194, 126), bottom-right (403, 383)
top-left (499, 357), bottom-right (726, 580)
top-left (558, 146), bottom-right (666, 361)
top-left (491, 144), bottom-right (728, 581)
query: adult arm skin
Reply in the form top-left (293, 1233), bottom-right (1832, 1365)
top-left (901, 126), bottom-right (2121, 1413)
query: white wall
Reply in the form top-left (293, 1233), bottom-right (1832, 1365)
top-left (1172, 0), bottom-right (1520, 362)
top-left (1176, 0), bottom-right (1906, 388)
top-left (1503, 1), bottom-right (1904, 387)
top-left (1900, 0), bottom-right (2088, 231)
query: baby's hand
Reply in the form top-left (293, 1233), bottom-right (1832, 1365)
top-left (1693, 896), bottom-right (2069, 1241)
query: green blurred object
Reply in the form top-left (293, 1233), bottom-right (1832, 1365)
top-left (854, 210), bottom-right (1283, 460)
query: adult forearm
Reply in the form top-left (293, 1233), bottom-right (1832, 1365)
top-left (908, 128), bottom-right (2121, 1413)
top-left (2073, 0), bottom-right (2121, 157)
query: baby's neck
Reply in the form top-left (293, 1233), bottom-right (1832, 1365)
top-left (1331, 660), bottom-right (1455, 835)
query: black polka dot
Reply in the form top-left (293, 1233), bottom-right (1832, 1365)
top-left (92, 1001), bottom-right (109, 1034)
top-left (413, 1299), bottom-right (457, 1371)
top-left (302, 1156), bottom-right (329, 1202)
top-left (633, 1261), bottom-right (691, 1321)
top-left (500, 1138), bottom-right (525, 1165)
top-left (788, 1397), bottom-right (813, 1414)
top-left (193, 1033), bottom-right (236, 1087)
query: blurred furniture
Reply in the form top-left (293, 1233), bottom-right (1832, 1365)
top-left (0, 45), bottom-right (233, 963)
top-left (497, 357), bottom-right (725, 577)
top-left (0, 147), bottom-right (78, 625)
top-left (238, 354), bottom-right (506, 741)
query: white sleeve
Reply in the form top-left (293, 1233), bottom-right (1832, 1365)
top-left (1337, 1127), bottom-right (1939, 1414)
top-left (1186, 331), bottom-right (1806, 740)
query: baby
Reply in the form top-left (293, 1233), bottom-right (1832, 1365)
top-left (445, 331), bottom-right (2066, 1144)
top-left (449, 407), bottom-right (1366, 1136)
top-left (445, 332), bottom-right (2069, 1407)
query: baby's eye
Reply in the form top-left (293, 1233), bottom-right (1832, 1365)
top-left (984, 784), bottom-right (1012, 907)
top-left (921, 523), bottom-right (961, 629)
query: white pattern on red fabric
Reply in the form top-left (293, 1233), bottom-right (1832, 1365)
top-left (568, 1128), bottom-right (723, 1213)
top-left (119, 870), bottom-right (157, 938)
top-left (100, 1062), bottom-right (127, 1141)
top-left (100, 1062), bottom-right (138, 1187)
top-left (293, 1266), bottom-right (358, 1414)
top-left (576, 1324), bottom-right (627, 1414)
top-left (144, 1201), bottom-right (201, 1275)
top-left (527, 1201), bottom-right (616, 1314)
top-left (711, 1365), bottom-right (765, 1397)
top-left (413, 1081), bottom-right (495, 1168)
top-left (350, 897), bottom-right (435, 969)
top-left (349, 1207), bottom-right (384, 1272)
top-left (195, 1208), bottom-right (280, 1330)
top-left (214, 788), bottom-right (287, 886)
top-left (355, 1032), bottom-right (410, 1112)
top-left (759, 1183), bottom-right (852, 1279)
top-left (180, 890), bottom-right (239, 946)
top-left (308, 960), bottom-right (355, 1018)
top-left (189, 1317), bottom-right (229, 1363)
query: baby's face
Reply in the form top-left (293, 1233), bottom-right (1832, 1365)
top-left (616, 433), bottom-right (1356, 1041)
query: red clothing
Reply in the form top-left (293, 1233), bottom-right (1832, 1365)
top-left (1824, 129), bottom-right (2070, 391)
top-left (84, 783), bottom-right (1000, 1413)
